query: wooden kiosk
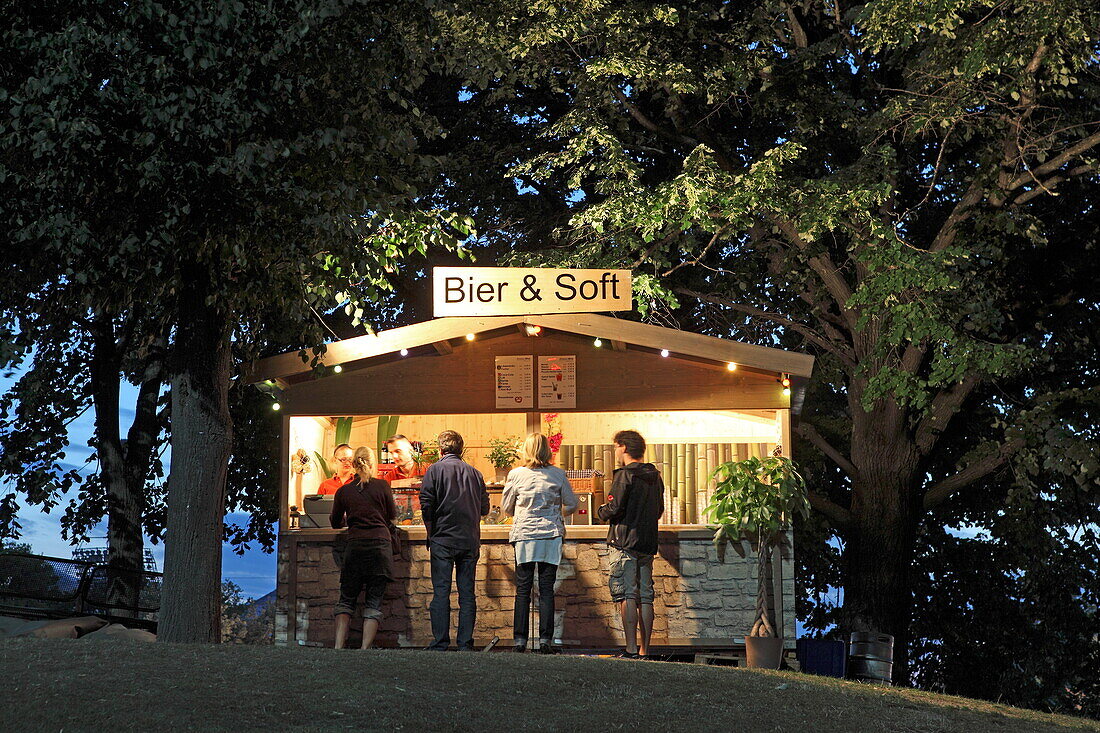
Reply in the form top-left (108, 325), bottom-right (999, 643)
top-left (249, 312), bottom-right (814, 650)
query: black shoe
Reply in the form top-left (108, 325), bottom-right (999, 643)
top-left (513, 644), bottom-right (526, 653)
top-left (616, 651), bottom-right (641, 659)
top-left (539, 643), bottom-right (559, 655)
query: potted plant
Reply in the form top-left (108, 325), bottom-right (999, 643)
top-left (704, 455), bottom-right (809, 669)
top-left (487, 435), bottom-right (522, 482)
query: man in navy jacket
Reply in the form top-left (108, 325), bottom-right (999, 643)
top-left (419, 430), bottom-right (490, 650)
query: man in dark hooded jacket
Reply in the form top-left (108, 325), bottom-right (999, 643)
top-left (597, 429), bottom-right (665, 658)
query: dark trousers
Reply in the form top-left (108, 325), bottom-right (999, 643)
top-left (513, 561), bottom-right (558, 645)
top-left (428, 541), bottom-right (478, 650)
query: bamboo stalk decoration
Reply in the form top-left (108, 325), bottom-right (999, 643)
top-left (602, 445), bottom-right (614, 494)
top-left (705, 444), bottom-right (718, 516)
top-left (583, 444), bottom-right (592, 472)
top-left (684, 443), bottom-right (696, 524)
top-left (675, 443), bottom-right (687, 524)
top-left (696, 443), bottom-right (708, 524)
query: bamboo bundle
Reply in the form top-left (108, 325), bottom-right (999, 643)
top-left (582, 444), bottom-right (592, 472)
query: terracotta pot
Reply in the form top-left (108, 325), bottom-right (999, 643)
top-left (744, 636), bottom-right (784, 669)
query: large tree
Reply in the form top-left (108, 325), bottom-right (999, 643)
top-left (2, 0), bottom-right (472, 641)
top-left (440, 0), bottom-right (1100, 678)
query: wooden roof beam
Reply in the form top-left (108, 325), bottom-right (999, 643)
top-left (432, 340), bottom-right (454, 356)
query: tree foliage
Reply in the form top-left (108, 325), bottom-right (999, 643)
top-left (436, 0), bottom-right (1100, 701)
top-left (1, 0), bottom-right (474, 641)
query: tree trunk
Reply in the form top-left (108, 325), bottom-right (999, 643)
top-left (842, 393), bottom-right (922, 683)
top-left (90, 319), bottom-right (144, 615)
top-left (159, 271), bottom-right (233, 644)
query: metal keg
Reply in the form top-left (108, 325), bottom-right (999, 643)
top-left (848, 631), bottom-right (893, 685)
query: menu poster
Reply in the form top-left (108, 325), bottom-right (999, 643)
top-left (538, 355), bottom-right (576, 409)
top-left (494, 355), bottom-right (534, 409)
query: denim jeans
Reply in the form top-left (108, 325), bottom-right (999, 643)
top-left (428, 541), bottom-right (479, 650)
top-left (513, 561), bottom-right (558, 645)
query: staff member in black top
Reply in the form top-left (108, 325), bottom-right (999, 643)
top-left (331, 446), bottom-right (399, 649)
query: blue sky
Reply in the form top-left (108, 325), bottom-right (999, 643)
top-left (2, 373), bottom-right (277, 599)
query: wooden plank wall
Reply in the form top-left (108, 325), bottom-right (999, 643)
top-left (279, 331), bottom-right (790, 415)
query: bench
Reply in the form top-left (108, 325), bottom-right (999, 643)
top-left (0, 552), bottom-right (161, 631)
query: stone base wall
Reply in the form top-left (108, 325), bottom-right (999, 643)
top-left (275, 534), bottom-right (795, 648)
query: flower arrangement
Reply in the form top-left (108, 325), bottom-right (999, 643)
top-left (291, 448), bottom-right (313, 475)
top-left (543, 413), bottom-right (563, 454)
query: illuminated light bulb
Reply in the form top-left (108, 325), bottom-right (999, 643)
top-left (782, 387), bottom-right (792, 397)
top-left (594, 338), bottom-right (603, 348)
top-left (400, 348), bottom-right (409, 356)
top-left (333, 365), bottom-right (343, 374)
top-left (272, 402), bottom-right (282, 411)
top-left (660, 349), bottom-right (669, 358)
top-left (524, 324), bottom-right (542, 336)
top-left (727, 362), bottom-right (738, 371)
top-left (781, 376), bottom-right (790, 388)
top-left (465, 333), bottom-right (476, 341)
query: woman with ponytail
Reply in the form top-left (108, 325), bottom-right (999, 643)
top-left (330, 446), bottom-right (399, 649)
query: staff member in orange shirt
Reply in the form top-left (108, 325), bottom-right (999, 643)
top-left (318, 444), bottom-right (356, 495)
top-left (379, 435), bottom-right (426, 483)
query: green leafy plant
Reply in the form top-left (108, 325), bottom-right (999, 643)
top-left (487, 435), bottom-right (522, 469)
top-left (375, 415), bottom-right (399, 459)
top-left (705, 456), bottom-right (809, 638)
top-left (415, 439), bottom-right (439, 468)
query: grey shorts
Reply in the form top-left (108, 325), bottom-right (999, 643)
top-left (607, 546), bottom-right (654, 604)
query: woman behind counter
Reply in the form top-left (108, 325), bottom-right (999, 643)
top-left (501, 433), bottom-right (579, 653)
top-left (330, 446), bottom-right (399, 649)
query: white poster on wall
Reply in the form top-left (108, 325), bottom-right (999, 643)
top-left (495, 355), bottom-right (534, 409)
top-left (538, 355), bottom-right (576, 409)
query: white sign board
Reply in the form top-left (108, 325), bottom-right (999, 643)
top-left (538, 355), bottom-right (576, 409)
top-left (494, 355), bottom-right (533, 409)
top-left (433, 267), bottom-right (632, 317)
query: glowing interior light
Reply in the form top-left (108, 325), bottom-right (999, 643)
top-left (525, 324), bottom-right (542, 336)
top-left (727, 362), bottom-right (738, 371)
top-left (465, 333), bottom-right (476, 341)
top-left (593, 338), bottom-right (603, 348)
top-left (782, 387), bottom-right (792, 397)
top-left (781, 377), bottom-right (790, 387)
top-left (333, 365), bottom-right (343, 374)
top-left (660, 349), bottom-right (669, 358)
top-left (400, 348), bottom-right (409, 356)
top-left (272, 402), bottom-right (282, 411)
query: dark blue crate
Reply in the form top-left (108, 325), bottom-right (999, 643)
top-left (796, 638), bottom-right (847, 677)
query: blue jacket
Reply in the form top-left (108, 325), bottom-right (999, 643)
top-left (419, 453), bottom-right (490, 550)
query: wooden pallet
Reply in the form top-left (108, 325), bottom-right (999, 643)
top-left (693, 651), bottom-right (801, 671)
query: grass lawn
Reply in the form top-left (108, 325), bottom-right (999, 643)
top-left (3, 638), bottom-right (1097, 732)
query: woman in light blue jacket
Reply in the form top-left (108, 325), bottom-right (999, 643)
top-left (501, 432), bottom-right (579, 653)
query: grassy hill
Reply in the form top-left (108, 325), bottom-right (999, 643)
top-left (4, 638), bottom-right (1097, 732)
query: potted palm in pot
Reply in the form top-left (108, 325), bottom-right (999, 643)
top-left (704, 455), bottom-right (809, 669)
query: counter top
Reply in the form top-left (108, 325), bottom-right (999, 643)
top-left (282, 525), bottom-right (715, 542)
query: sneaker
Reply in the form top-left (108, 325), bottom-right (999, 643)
top-left (513, 644), bottom-right (527, 653)
top-left (538, 643), bottom-right (560, 655)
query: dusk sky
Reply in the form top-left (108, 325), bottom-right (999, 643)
top-left (2, 372), bottom-right (276, 599)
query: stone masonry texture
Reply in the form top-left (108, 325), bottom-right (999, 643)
top-left (275, 537), bottom-right (796, 648)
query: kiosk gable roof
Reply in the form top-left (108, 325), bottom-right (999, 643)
top-left (244, 313), bottom-right (814, 384)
